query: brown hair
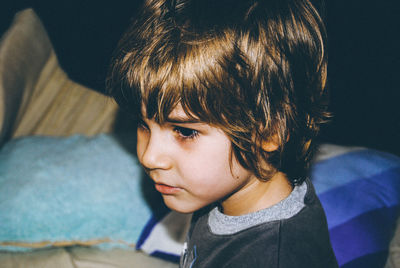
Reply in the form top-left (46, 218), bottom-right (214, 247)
top-left (107, 0), bottom-right (329, 185)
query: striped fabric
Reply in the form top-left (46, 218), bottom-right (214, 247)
top-left (311, 146), bottom-right (400, 267)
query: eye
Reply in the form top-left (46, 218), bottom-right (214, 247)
top-left (137, 119), bottom-right (149, 131)
top-left (173, 126), bottom-right (199, 140)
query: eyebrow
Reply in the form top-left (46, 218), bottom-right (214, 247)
top-left (165, 116), bottom-right (202, 124)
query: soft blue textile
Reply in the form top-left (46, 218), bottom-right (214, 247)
top-left (311, 148), bottom-right (400, 267)
top-left (312, 149), bottom-right (400, 194)
top-left (0, 134), bottom-right (152, 251)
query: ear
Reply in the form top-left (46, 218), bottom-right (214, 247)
top-left (261, 135), bottom-right (280, 152)
top-left (262, 140), bottom-right (279, 152)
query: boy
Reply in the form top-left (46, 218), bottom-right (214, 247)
top-left (108, 0), bottom-right (338, 267)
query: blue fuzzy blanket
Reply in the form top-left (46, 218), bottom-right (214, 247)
top-left (0, 134), bottom-right (157, 250)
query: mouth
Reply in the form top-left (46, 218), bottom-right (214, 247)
top-left (154, 183), bottom-right (181, 195)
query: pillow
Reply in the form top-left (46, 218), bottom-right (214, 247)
top-left (136, 144), bottom-right (400, 267)
top-left (0, 8), bottom-right (117, 146)
top-left (0, 8), bottom-right (53, 146)
top-left (312, 145), bottom-right (400, 268)
top-left (0, 134), bottom-right (158, 251)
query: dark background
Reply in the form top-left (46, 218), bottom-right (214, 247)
top-left (1, 0), bottom-right (399, 157)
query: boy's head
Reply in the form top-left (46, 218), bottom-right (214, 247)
top-left (108, 0), bottom-right (328, 185)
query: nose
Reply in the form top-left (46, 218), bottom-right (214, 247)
top-left (138, 129), bottom-right (172, 171)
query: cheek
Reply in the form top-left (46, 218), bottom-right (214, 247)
top-left (136, 129), bottom-right (147, 159)
top-left (181, 150), bottom-right (245, 197)
top-left (186, 143), bottom-right (230, 178)
top-left (189, 138), bottom-right (237, 183)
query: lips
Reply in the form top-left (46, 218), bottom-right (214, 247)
top-left (154, 183), bottom-right (181, 195)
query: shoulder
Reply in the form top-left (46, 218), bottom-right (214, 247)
top-left (185, 181), bottom-right (338, 267)
top-left (280, 178), bottom-right (329, 233)
top-left (185, 205), bottom-right (283, 267)
top-left (278, 179), bottom-right (338, 267)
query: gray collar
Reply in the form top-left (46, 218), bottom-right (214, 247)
top-left (208, 181), bottom-right (307, 235)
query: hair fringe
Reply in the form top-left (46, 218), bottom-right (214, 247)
top-left (107, 0), bottom-right (329, 185)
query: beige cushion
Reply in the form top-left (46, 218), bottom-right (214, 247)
top-left (385, 218), bottom-right (400, 268)
top-left (0, 9), bottom-right (118, 147)
top-left (0, 247), bottom-right (179, 268)
top-left (0, 8), bottom-right (51, 145)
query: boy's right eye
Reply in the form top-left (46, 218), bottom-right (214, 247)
top-left (137, 119), bottom-right (149, 130)
top-left (173, 126), bottom-right (199, 140)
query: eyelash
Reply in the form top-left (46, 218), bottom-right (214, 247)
top-left (173, 126), bottom-right (199, 140)
top-left (137, 120), bottom-right (149, 130)
top-left (138, 120), bottom-right (199, 140)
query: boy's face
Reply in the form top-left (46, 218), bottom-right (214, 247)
top-left (136, 104), bottom-right (258, 214)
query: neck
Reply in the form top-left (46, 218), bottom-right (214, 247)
top-left (220, 172), bottom-right (293, 216)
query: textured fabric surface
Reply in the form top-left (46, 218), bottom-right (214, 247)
top-left (11, 51), bottom-right (118, 138)
top-left (0, 8), bottom-right (52, 145)
top-left (385, 218), bottom-right (400, 268)
top-left (311, 147), bottom-right (400, 267)
top-left (0, 134), bottom-right (155, 251)
top-left (0, 8), bottom-right (118, 147)
top-left (0, 246), bottom-right (179, 268)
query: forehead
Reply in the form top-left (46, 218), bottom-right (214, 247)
top-left (141, 102), bottom-right (201, 122)
top-left (168, 105), bottom-right (189, 119)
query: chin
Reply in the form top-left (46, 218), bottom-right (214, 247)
top-left (163, 197), bottom-right (202, 214)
